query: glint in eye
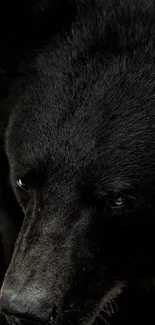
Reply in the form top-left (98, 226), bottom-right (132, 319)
top-left (115, 197), bottom-right (125, 207)
top-left (16, 178), bottom-right (29, 191)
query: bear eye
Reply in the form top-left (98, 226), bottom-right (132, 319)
top-left (16, 178), bottom-right (29, 191)
top-left (109, 196), bottom-right (126, 210)
top-left (115, 197), bottom-right (125, 207)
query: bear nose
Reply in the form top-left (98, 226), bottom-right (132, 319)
top-left (0, 288), bottom-right (57, 325)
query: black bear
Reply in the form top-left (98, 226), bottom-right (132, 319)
top-left (0, 1), bottom-right (155, 325)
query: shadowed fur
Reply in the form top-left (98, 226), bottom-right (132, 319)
top-left (0, 0), bottom-right (155, 325)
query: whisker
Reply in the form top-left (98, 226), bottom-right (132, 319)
top-left (97, 314), bottom-right (109, 325)
top-left (101, 307), bottom-right (111, 316)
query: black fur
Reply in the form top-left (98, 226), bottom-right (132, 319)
top-left (1, 0), bottom-right (155, 324)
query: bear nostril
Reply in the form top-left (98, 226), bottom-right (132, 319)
top-left (49, 306), bottom-right (57, 325)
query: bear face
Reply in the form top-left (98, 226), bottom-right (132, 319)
top-left (1, 1), bottom-right (155, 325)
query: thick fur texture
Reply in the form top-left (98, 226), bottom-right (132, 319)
top-left (1, 0), bottom-right (155, 324)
